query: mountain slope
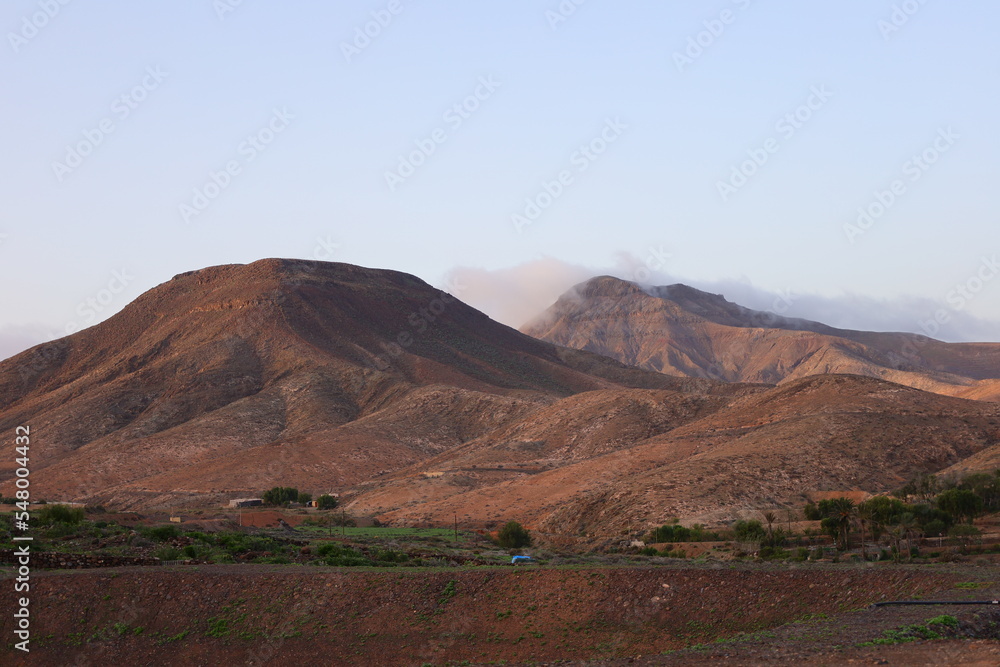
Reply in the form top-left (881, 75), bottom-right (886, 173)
top-left (347, 374), bottom-right (1000, 535)
top-left (521, 276), bottom-right (1000, 400)
top-left (0, 259), bottom-right (734, 508)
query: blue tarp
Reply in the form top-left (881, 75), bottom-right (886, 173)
top-left (511, 555), bottom-right (533, 564)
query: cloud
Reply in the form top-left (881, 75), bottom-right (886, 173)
top-left (444, 256), bottom-right (1000, 343)
top-left (443, 257), bottom-right (595, 332)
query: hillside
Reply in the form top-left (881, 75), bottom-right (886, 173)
top-left (521, 276), bottom-right (1000, 401)
top-left (3, 260), bottom-right (998, 533)
top-left (0, 259), bottom-right (725, 509)
top-left (347, 374), bottom-right (1000, 535)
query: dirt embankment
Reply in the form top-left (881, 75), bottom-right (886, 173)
top-left (1, 564), bottom-right (956, 665)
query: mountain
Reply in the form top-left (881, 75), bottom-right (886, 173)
top-left (3, 261), bottom-right (998, 535)
top-left (0, 259), bottom-right (728, 509)
top-left (521, 276), bottom-right (1000, 402)
top-left (346, 373), bottom-right (1000, 535)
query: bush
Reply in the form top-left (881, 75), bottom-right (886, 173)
top-left (937, 488), bottom-right (983, 524)
top-left (145, 525), bottom-right (180, 542)
top-left (315, 544), bottom-right (371, 566)
top-left (36, 504), bottom-right (85, 525)
top-left (648, 523), bottom-right (693, 544)
top-left (317, 494), bottom-right (338, 510)
top-left (733, 520), bottom-right (766, 542)
top-left (262, 487), bottom-right (299, 506)
top-left (948, 524), bottom-right (981, 539)
top-left (375, 549), bottom-right (409, 563)
top-left (153, 546), bottom-right (182, 561)
top-left (297, 492), bottom-right (312, 504)
top-left (923, 519), bottom-right (948, 537)
top-left (497, 521), bottom-right (532, 549)
top-left (759, 546), bottom-right (791, 561)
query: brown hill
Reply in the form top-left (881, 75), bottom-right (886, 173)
top-left (4, 260), bottom-right (998, 537)
top-left (521, 276), bottom-right (1000, 401)
top-left (348, 374), bottom-right (1000, 535)
top-left (0, 259), bottom-right (724, 509)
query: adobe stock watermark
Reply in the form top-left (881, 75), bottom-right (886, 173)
top-left (51, 66), bottom-right (168, 183)
top-left (843, 126), bottom-right (958, 244)
top-left (8, 0), bottom-right (73, 53)
top-left (673, 0), bottom-right (753, 73)
top-left (384, 75), bottom-right (501, 192)
top-left (346, 275), bottom-right (468, 394)
top-left (716, 85), bottom-right (833, 202)
top-left (178, 107), bottom-right (293, 223)
top-left (62, 269), bottom-right (135, 335)
top-left (545, 0), bottom-right (589, 30)
top-left (889, 254), bottom-right (997, 368)
top-left (231, 235), bottom-right (341, 338)
top-left (917, 255), bottom-right (1000, 340)
top-left (512, 116), bottom-right (628, 233)
top-left (618, 245), bottom-right (673, 285)
top-left (340, 0), bottom-right (407, 63)
top-left (878, 0), bottom-right (931, 41)
top-left (214, 0), bottom-right (251, 21)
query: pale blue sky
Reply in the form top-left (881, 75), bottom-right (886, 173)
top-left (2, 0), bottom-right (998, 358)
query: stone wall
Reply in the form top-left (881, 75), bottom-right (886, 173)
top-left (0, 549), bottom-right (161, 569)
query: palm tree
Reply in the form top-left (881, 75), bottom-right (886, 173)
top-left (763, 511), bottom-right (777, 539)
top-left (829, 498), bottom-right (856, 551)
top-left (885, 523), bottom-right (905, 562)
top-left (899, 512), bottom-right (921, 561)
top-left (855, 503), bottom-right (874, 561)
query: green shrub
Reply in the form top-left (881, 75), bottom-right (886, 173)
top-left (497, 521), bottom-right (532, 549)
top-left (36, 504), bottom-right (85, 525)
top-left (948, 524), bottom-right (981, 538)
top-left (317, 494), bottom-right (338, 509)
top-left (923, 519), bottom-right (947, 537)
top-left (262, 487), bottom-right (299, 506)
top-left (648, 523), bottom-right (693, 543)
top-left (183, 531), bottom-right (212, 543)
top-left (153, 546), bottom-right (182, 561)
top-left (375, 549), bottom-right (409, 563)
top-left (145, 525), bottom-right (180, 542)
top-left (733, 520), bottom-right (766, 542)
top-left (937, 488), bottom-right (983, 523)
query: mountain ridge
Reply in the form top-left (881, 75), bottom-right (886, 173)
top-left (522, 276), bottom-right (1000, 401)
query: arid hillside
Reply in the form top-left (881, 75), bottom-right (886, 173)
top-left (522, 276), bottom-right (1000, 401)
top-left (2, 260), bottom-right (999, 534)
top-left (0, 259), bottom-right (724, 509)
top-left (348, 374), bottom-right (1000, 536)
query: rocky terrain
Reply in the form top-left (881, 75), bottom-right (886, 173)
top-left (0, 562), bottom-right (982, 666)
top-left (0, 260), bottom-right (725, 512)
top-left (349, 373), bottom-right (1000, 534)
top-left (522, 276), bottom-right (1000, 401)
top-left (1, 260), bottom-right (999, 536)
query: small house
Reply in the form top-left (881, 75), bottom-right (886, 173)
top-left (228, 498), bottom-right (263, 508)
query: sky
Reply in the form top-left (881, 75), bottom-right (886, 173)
top-left (1, 0), bottom-right (998, 361)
